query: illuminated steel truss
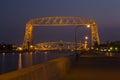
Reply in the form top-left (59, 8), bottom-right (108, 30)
top-left (35, 41), bottom-right (84, 50)
top-left (22, 16), bottom-right (100, 49)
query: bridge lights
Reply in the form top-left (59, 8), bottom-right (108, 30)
top-left (84, 36), bottom-right (88, 49)
top-left (87, 24), bottom-right (90, 28)
top-left (17, 47), bottom-right (23, 51)
top-left (85, 36), bottom-right (88, 40)
top-left (30, 45), bottom-right (33, 48)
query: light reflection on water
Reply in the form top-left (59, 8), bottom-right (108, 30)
top-left (1, 53), bottom-right (5, 73)
top-left (105, 52), bottom-right (113, 57)
top-left (0, 51), bottom-right (73, 74)
top-left (18, 53), bottom-right (22, 70)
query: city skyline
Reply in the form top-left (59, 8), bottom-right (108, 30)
top-left (1, 0), bottom-right (120, 45)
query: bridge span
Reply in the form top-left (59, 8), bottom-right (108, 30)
top-left (35, 41), bottom-right (86, 51)
top-left (22, 16), bottom-right (100, 50)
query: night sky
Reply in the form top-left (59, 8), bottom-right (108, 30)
top-left (1, 0), bottom-right (120, 45)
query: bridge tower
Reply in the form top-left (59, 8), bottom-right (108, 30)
top-left (22, 16), bottom-right (100, 50)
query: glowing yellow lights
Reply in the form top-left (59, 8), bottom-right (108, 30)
top-left (87, 24), bottom-right (90, 28)
top-left (30, 45), bottom-right (33, 48)
top-left (18, 47), bottom-right (23, 51)
top-left (115, 47), bottom-right (118, 51)
top-left (110, 47), bottom-right (113, 50)
top-left (84, 36), bottom-right (88, 49)
top-left (85, 36), bottom-right (88, 40)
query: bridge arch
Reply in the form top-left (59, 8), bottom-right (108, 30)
top-left (22, 16), bottom-right (100, 49)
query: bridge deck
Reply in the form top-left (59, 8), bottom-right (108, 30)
top-left (62, 57), bottom-right (120, 80)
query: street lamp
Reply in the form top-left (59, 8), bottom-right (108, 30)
top-left (84, 36), bottom-right (88, 49)
top-left (74, 25), bottom-right (90, 61)
top-left (85, 36), bottom-right (88, 40)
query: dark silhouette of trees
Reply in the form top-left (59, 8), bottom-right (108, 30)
top-left (0, 42), bottom-right (17, 52)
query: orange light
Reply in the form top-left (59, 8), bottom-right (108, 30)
top-left (87, 24), bottom-right (90, 28)
top-left (18, 47), bottom-right (23, 51)
top-left (85, 36), bottom-right (88, 40)
top-left (30, 45), bottom-right (33, 48)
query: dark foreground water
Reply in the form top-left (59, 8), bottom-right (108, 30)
top-left (0, 50), bottom-right (74, 74)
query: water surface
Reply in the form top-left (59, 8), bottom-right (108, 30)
top-left (0, 50), bottom-right (74, 74)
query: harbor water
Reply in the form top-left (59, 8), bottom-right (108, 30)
top-left (0, 50), bottom-right (74, 74)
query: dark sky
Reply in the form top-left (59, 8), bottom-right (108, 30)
top-left (0, 0), bottom-right (120, 45)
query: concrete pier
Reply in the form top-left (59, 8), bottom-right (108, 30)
top-left (0, 55), bottom-right (75, 80)
top-left (62, 57), bottom-right (120, 80)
